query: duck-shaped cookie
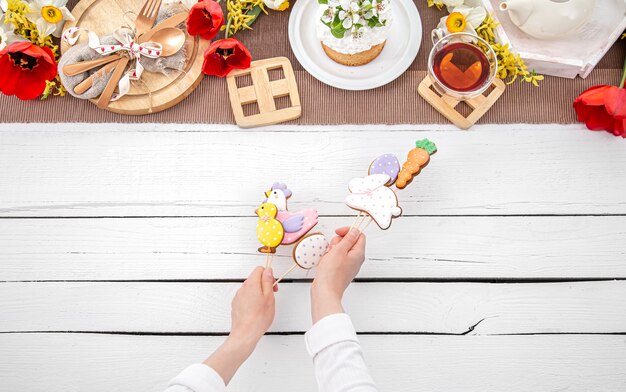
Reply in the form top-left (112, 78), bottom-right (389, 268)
top-left (255, 202), bottom-right (284, 254)
top-left (264, 182), bottom-right (318, 245)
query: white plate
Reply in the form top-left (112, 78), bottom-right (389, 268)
top-left (288, 0), bottom-right (422, 91)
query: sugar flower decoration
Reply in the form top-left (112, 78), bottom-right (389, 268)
top-left (27, 0), bottom-right (75, 38)
top-left (318, 0), bottom-right (388, 39)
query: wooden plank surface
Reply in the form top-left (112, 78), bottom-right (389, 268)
top-left (1, 123), bottom-right (625, 392)
top-left (2, 216), bottom-right (625, 280)
top-left (1, 128), bottom-right (625, 217)
top-left (2, 281), bottom-right (625, 334)
top-left (2, 333), bottom-right (626, 392)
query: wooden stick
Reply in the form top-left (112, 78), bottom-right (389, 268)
top-left (273, 263), bottom-right (297, 287)
top-left (268, 254), bottom-right (274, 269)
top-left (353, 213), bottom-right (368, 231)
top-left (349, 212), bottom-right (363, 230)
top-left (360, 216), bottom-right (373, 232)
top-left (264, 253), bottom-right (270, 268)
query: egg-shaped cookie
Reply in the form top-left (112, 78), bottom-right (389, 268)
top-left (292, 233), bottom-right (328, 269)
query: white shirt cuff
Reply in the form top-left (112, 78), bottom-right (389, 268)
top-left (168, 364), bottom-right (226, 392)
top-left (304, 313), bottom-right (359, 357)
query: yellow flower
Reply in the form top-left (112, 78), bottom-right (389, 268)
top-left (40, 5), bottom-right (62, 23)
top-left (445, 12), bottom-right (465, 33)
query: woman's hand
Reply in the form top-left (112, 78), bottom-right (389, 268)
top-left (204, 266), bottom-right (276, 385)
top-left (311, 227), bottom-right (366, 323)
top-left (230, 266), bottom-right (277, 348)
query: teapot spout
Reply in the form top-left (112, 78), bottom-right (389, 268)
top-left (500, 0), bottom-right (533, 26)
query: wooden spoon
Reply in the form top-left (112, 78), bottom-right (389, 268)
top-left (150, 27), bottom-right (185, 56)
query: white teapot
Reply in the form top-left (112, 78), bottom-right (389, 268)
top-left (499, 0), bottom-right (596, 40)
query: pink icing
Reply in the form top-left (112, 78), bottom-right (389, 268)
top-left (276, 208), bottom-right (319, 245)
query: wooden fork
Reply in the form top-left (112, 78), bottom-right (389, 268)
top-left (135, 0), bottom-right (163, 37)
top-left (96, 0), bottom-right (162, 107)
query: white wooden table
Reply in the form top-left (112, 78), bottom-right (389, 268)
top-left (1, 123), bottom-right (625, 391)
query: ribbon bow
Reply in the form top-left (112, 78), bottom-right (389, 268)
top-left (353, 183), bottom-right (385, 197)
top-left (62, 27), bottom-right (164, 102)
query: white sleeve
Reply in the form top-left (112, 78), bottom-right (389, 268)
top-left (304, 313), bottom-right (378, 392)
top-left (165, 364), bottom-right (227, 392)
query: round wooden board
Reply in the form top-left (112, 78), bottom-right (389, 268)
top-left (61, 0), bottom-right (209, 115)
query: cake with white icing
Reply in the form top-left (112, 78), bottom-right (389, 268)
top-left (317, 0), bottom-right (391, 66)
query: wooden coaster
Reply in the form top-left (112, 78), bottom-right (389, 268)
top-left (226, 57), bottom-right (301, 128)
top-left (418, 75), bottom-right (505, 129)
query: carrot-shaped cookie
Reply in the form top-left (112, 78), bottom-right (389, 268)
top-left (395, 139), bottom-right (437, 189)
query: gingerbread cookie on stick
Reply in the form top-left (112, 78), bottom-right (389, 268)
top-left (369, 154), bottom-right (400, 185)
top-left (264, 183), bottom-right (319, 245)
top-left (345, 173), bottom-right (402, 230)
top-left (396, 139), bottom-right (437, 189)
top-left (274, 233), bottom-right (329, 287)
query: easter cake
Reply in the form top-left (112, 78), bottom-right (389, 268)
top-left (317, 0), bottom-right (391, 66)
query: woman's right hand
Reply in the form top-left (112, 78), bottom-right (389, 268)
top-left (310, 227), bottom-right (366, 323)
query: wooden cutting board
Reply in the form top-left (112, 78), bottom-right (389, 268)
top-left (61, 0), bottom-right (209, 115)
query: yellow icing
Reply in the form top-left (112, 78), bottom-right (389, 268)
top-left (256, 202), bottom-right (284, 248)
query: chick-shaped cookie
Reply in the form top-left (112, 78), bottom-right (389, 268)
top-left (256, 202), bottom-right (284, 254)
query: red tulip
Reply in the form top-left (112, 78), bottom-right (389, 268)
top-left (0, 42), bottom-right (58, 100)
top-left (202, 38), bottom-right (251, 77)
top-left (573, 55), bottom-right (626, 138)
top-left (186, 0), bottom-right (225, 41)
top-left (574, 85), bottom-right (626, 138)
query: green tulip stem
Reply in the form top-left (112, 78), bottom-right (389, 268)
top-left (619, 54), bottom-right (626, 88)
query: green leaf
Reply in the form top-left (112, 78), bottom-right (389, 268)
top-left (331, 26), bottom-right (346, 38)
top-left (318, 0), bottom-right (328, 3)
top-left (244, 5), bottom-right (263, 28)
top-left (415, 139), bottom-right (437, 155)
top-left (331, 14), bottom-right (343, 29)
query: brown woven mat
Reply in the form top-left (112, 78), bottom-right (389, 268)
top-left (1, 0), bottom-right (624, 124)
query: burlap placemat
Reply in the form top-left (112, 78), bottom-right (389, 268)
top-left (0, 0), bottom-right (623, 124)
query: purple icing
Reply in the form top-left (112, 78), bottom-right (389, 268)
top-left (271, 182), bottom-right (292, 198)
top-left (370, 154), bottom-right (400, 183)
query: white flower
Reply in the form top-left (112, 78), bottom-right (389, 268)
top-left (27, 0), bottom-right (75, 38)
top-left (342, 14), bottom-right (353, 28)
top-left (454, 4), bottom-right (486, 29)
top-left (437, 3), bottom-right (487, 35)
top-left (321, 6), bottom-right (334, 23)
top-left (337, 0), bottom-right (360, 29)
top-left (351, 25), bottom-right (365, 39)
top-left (1, 10), bottom-right (27, 51)
top-left (1, 0), bottom-right (8, 13)
top-left (372, 0), bottom-right (389, 16)
top-left (263, 0), bottom-right (289, 11)
top-left (432, 0), bottom-right (464, 9)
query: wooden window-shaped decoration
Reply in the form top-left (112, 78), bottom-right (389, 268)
top-left (226, 57), bottom-right (302, 128)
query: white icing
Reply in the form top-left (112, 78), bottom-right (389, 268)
top-left (266, 189), bottom-right (288, 211)
top-left (345, 174), bottom-right (401, 229)
top-left (294, 233), bottom-right (328, 269)
top-left (316, 4), bottom-right (392, 55)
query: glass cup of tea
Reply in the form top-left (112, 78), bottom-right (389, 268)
top-left (427, 29), bottom-right (498, 100)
